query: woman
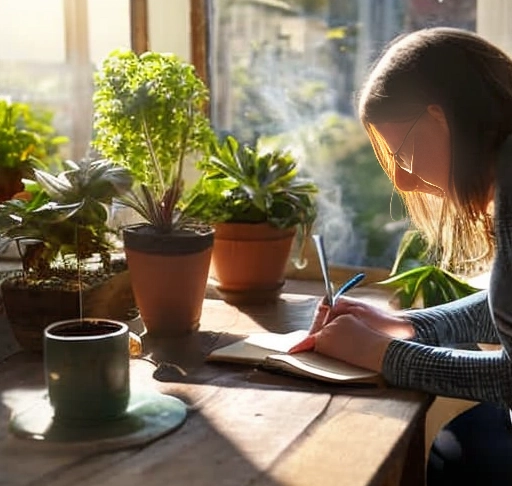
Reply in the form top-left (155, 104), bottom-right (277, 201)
top-left (310, 28), bottom-right (512, 484)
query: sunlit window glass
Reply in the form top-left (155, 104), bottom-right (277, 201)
top-left (0, 0), bottom-right (130, 161)
top-left (209, 0), bottom-right (476, 268)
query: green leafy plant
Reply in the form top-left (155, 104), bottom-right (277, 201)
top-left (0, 99), bottom-right (68, 201)
top-left (0, 158), bottom-right (132, 280)
top-left (377, 230), bottom-right (479, 308)
top-left (183, 135), bottom-right (318, 251)
top-left (92, 49), bottom-right (213, 231)
top-left (0, 99), bottom-right (68, 170)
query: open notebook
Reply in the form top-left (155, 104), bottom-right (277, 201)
top-left (207, 330), bottom-right (381, 385)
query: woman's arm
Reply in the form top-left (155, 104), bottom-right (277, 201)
top-left (488, 147), bottom-right (512, 362)
top-left (315, 291), bottom-right (498, 346)
top-left (404, 290), bottom-right (499, 346)
top-left (382, 340), bottom-right (512, 407)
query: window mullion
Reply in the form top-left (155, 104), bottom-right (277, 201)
top-left (63, 0), bottom-right (92, 161)
top-left (131, 0), bottom-right (149, 54)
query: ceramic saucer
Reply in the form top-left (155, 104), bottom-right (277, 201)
top-left (8, 387), bottom-right (188, 452)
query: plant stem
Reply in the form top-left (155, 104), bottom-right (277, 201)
top-left (141, 115), bottom-right (165, 197)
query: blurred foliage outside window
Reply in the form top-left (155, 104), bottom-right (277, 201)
top-left (209, 0), bottom-right (476, 269)
top-left (0, 0), bottom-right (131, 162)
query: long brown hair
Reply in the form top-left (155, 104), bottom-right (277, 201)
top-left (358, 27), bottom-right (512, 272)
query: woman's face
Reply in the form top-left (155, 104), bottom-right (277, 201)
top-left (373, 104), bottom-right (451, 197)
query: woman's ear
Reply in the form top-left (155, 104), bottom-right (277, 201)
top-left (427, 104), bottom-right (449, 133)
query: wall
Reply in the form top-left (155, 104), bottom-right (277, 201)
top-left (477, 0), bottom-right (512, 56)
top-left (148, 0), bottom-right (191, 61)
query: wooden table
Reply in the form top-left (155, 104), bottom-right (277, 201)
top-left (0, 285), bottom-right (433, 486)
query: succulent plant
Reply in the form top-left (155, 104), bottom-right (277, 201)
top-left (183, 135), bottom-right (318, 255)
top-left (0, 158), bottom-right (132, 277)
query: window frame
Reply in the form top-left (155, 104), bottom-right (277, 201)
top-left (72, 1), bottom-right (510, 283)
top-left (193, 0), bottom-right (506, 283)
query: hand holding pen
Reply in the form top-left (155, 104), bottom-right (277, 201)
top-left (288, 272), bottom-right (366, 354)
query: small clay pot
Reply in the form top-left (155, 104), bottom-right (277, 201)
top-left (211, 222), bottom-right (296, 304)
top-left (0, 167), bottom-right (24, 202)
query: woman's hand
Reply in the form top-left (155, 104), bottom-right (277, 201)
top-left (314, 314), bottom-right (392, 372)
top-left (310, 295), bottom-right (415, 340)
top-left (309, 296), bottom-right (334, 334)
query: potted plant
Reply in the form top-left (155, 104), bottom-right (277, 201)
top-left (377, 229), bottom-right (480, 308)
top-left (0, 158), bottom-right (134, 352)
top-left (0, 99), bottom-right (68, 202)
top-left (92, 49), bottom-right (215, 337)
top-left (183, 135), bottom-right (318, 304)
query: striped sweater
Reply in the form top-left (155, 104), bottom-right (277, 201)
top-left (382, 152), bottom-right (512, 408)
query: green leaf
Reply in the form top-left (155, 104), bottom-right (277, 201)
top-left (390, 229), bottom-right (429, 275)
top-left (34, 170), bottom-right (72, 199)
top-left (92, 49), bottom-right (213, 229)
top-left (32, 201), bottom-right (84, 222)
top-left (378, 264), bottom-right (479, 309)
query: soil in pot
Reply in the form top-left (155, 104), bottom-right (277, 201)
top-left (1, 260), bottom-right (136, 353)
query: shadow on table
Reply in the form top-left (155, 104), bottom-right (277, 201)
top-left (143, 328), bottom-right (381, 403)
top-left (0, 356), bottom-right (284, 486)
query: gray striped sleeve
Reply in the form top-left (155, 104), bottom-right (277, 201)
top-left (488, 150), bottom-right (512, 362)
top-left (382, 340), bottom-right (512, 407)
top-left (404, 291), bottom-right (499, 346)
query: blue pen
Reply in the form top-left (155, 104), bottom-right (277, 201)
top-left (332, 272), bottom-right (366, 304)
top-left (289, 272), bottom-right (366, 355)
top-left (289, 272), bottom-right (367, 354)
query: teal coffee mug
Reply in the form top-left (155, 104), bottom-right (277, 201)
top-left (44, 319), bottom-right (130, 423)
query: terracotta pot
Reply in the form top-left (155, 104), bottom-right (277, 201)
top-left (0, 167), bottom-right (24, 202)
top-left (123, 224), bottom-right (214, 337)
top-left (211, 222), bottom-right (296, 304)
top-left (1, 269), bottom-right (136, 353)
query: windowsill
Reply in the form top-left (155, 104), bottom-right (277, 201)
top-left (205, 276), bottom-right (395, 311)
top-left (0, 252), bottom-right (394, 308)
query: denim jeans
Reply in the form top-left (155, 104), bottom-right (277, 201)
top-left (428, 402), bottom-right (512, 485)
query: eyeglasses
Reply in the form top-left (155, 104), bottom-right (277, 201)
top-left (391, 111), bottom-right (426, 173)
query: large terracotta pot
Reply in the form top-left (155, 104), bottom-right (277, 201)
top-left (211, 222), bottom-right (296, 305)
top-left (123, 224), bottom-right (214, 337)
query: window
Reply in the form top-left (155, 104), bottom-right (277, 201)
top-left (0, 0), bottom-right (134, 161)
top-left (2, 0), bottom-right (511, 272)
top-left (208, 0), bottom-right (483, 270)
top-left (0, 0), bottom-right (192, 162)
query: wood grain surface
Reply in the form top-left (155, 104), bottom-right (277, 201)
top-left (0, 290), bottom-right (432, 486)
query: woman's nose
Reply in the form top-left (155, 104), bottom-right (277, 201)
top-left (394, 165), bottom-right (420, 191)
